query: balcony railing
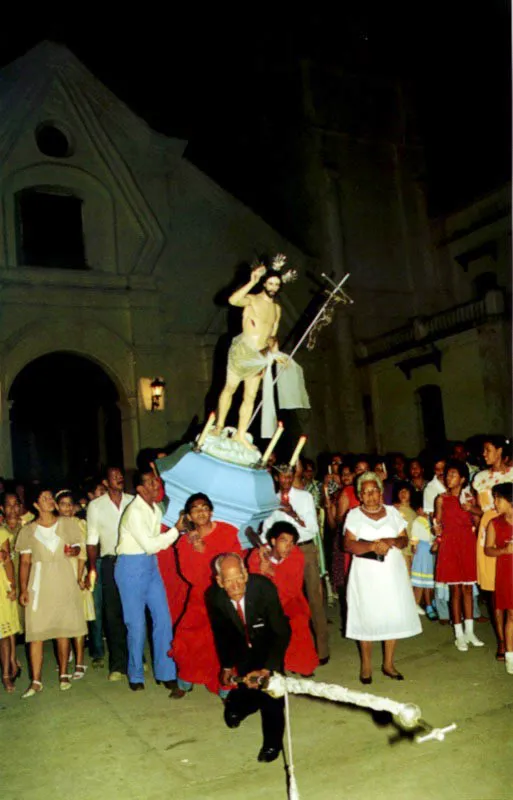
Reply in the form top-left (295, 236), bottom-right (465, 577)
top-left (355, 291), bottom-right (506, 364)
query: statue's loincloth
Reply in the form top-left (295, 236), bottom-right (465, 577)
top-left (227, 335), bottom-right (269, 381)
top-left (225, 333), bottom-right (311, 437)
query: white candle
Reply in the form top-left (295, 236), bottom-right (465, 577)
top-left (261, 422), bottom-right (284, 464)
top-left (196, 412), bottom-right (216, 449)
top-left (289, 435), bottom-right (307, 468)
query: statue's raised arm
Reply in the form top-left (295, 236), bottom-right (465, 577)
top-left (214, 255), bottom-right (296, 449)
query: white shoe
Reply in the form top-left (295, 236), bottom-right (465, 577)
top-left (416, 605), bottom-right (426, 616)
top-left (465, 632), bottom-right (485, 647)
top-left (505, 653), bottom-right (513, 675)
top-left (454, 636), bottom-right (468, 652)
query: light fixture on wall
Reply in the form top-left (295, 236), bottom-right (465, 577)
top-left (150, 377), bottom-right (166, 411)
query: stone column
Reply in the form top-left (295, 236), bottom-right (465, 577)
top-left (478, 291), bottom-right (511, 432)
top-left (322, 172), bottom-right (367, 451)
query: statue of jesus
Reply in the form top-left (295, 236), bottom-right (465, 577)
top-left (214, 260), bottom-right (289, 448)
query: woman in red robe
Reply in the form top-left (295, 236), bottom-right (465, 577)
top-left (170, 493), bottom-right (242, 697)
top-left (248, 520), bottom-right (319, 677)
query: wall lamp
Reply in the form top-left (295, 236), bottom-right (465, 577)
top-left (150, 377), bottom-right (166, 412)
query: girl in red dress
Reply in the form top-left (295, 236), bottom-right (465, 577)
top-left (485, 483), bottom-right (513, 675)
top-left (170, 493), bottom-right (242, 697)
top-left (433, 460), bottom-right (483, 652)
top-left (248, 521), bottom-right (319, 677)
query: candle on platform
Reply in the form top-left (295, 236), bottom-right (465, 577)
top-left (261, 422), bottom-right (284, 464)
top-left (196, 412), bottom-right (216, 449)
top-left (289, 435), bottom-right (307, 468)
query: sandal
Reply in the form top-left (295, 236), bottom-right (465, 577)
top-left (72, 664), bottom-right (87, 680)
top-left (2, 674), bottom-right (15, 694)
top-left (11, 662), bottom-right (22, 681)
top-left (21, 680), bottom-right (43, 699)
top-left (59, 674), bottom-right (72, 692)
top-left (425, 605), bottom-right (438, 621)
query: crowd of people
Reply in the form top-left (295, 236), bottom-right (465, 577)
top-left (0, 433), bottom-right (512, 763)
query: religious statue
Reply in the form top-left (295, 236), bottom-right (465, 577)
top-left (214, 255), bottom-right (297, 448)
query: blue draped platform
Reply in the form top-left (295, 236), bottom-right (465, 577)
top-left (158, 444), bottom-right (279, 548)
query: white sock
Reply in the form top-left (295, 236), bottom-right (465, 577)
top-left (454, 623), bottom-right (464, 638)
top-left (464, 619), bottom-right (474, 636)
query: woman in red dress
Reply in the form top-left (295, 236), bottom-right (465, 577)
top-left (248, 521), bottom-right (318, 677)
top-left (170, 493), bottom-right (242, 698)
top-left (485, 483), bottom-right (513, 675)
top-left (433, 460), bottom-right (482, 652)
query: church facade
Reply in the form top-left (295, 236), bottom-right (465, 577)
top-left (0, 42), bottom-right (510, 481)
top-left (0, 42), bottom-right (312, 480)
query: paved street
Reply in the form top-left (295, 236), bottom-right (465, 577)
top-left (2, 608), bottom-right (511, 800)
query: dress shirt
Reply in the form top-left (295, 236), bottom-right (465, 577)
top-left (116, 495), bottom-right (179, 556)
top-left (230, 596), bottom-right (246, 617)
top-left (422, 477), bottom-right (445, 515)
top-left (262, 486), bottom-right (319, 544)
top-left (86, 492), bottom-right (133, 556)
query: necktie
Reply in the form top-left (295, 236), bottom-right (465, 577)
top-left (236, 600), bottom-right (251, 646)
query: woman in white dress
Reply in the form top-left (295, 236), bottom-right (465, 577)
top-left (344, 472), bottom-right (421, 684)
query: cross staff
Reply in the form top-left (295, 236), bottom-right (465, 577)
top-left (248, 273), bottom-right (352, 431)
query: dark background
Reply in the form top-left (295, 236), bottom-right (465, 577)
top-left (1, 3), bottom-right (510, 232)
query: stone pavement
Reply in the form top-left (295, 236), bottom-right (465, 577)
top-left (2, 609), bottom-right (512, 800)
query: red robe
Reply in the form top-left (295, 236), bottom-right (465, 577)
top-left (171, 521), bottom-right (242, 694)
top-left (248, 546), bottom-right (319, 676)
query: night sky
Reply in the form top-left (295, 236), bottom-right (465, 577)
top-left (1, 4), bottom-right (510, 234)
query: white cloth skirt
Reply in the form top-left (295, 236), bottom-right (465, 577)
top-left (346, 548), bottom-right (422, 641)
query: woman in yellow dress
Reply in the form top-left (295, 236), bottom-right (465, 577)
top-left (0, 491), bottom-right (24, 691)
top-left (0, 520), bottom-right (21, 692)
top-left (55, 489), bottom-right (95, 681)
top-left (473, 435), bottom-right (513, 660)
top-left (16, 487), bottom-right (87, 698)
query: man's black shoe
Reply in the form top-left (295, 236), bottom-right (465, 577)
top-left (257, 746), bottom-right (281, 763)
top-left (129, 682), bottom-right (145, 691)
top-left (319, 657), bottom-right (330, 666)
top-left (225, 711), bottom-right (242, 729)
top-left (159, 680), bottom-right (178, 690)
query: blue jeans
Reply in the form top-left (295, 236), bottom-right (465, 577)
top-left (115, 554), bottom-right (176, 684)
top-left (88, 558), bottom-right (104, 659)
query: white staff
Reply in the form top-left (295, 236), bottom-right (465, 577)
top-left (248, 273), bottom-right (351, 431)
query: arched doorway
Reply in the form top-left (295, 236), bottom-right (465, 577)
top-left (9, 353), bottom-right (124, 485)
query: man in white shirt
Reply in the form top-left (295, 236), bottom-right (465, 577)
top-left (262, 465), bottom-right (329, 663)
top-left (115, 470), bottom-right (179, 691)
top-left (423, 458), bottom-right (446, 515)
top-left (86, 466), bottom-right (133, 680)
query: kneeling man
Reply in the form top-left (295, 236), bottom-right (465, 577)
top-left (206, 553), bottom-right (290, 763)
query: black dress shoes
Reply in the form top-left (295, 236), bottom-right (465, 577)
top-left (224, 711), bottom-right (242, 729)
top-left (257, 746), bottom-right (281, 763)
top-left (319, 657), bottom-right (330, 666)
top-left (359, 674), bottom-right (372, 685)
top-left (381, 667), bottom-right (404, 681)
top-left (129, 682), bottom-right (145, 691)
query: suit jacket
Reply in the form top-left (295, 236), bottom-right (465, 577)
top-left (205, 574), bottom-right (291, 676)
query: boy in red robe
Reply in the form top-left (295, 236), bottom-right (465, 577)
top-left (248, 521), bottom-right (319, 677)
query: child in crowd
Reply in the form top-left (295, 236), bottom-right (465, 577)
top-left (410, 510), bottom-right (437, 620)
top-left (392, 482), bottom-right (416, 573)
top-left (485, 483), bottom-right (513, 675)
top-left (433, 460), bottom-right (483, 651)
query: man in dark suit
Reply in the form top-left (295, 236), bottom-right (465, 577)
top-left (205, 552), bottom-right (291, 763)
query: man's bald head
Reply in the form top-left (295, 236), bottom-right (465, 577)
top-left (215, 553), bottom-right (248, 602)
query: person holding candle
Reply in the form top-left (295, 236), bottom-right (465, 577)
top-left (262, 464), bottom-right (329, 664)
